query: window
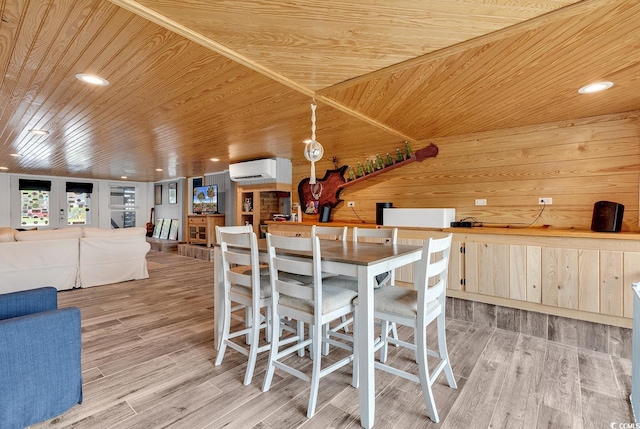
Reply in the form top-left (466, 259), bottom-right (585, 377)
top-left (19, 179), bottom-right (51, 227)
top-left (66, 182), bottom-right (93, 225)
top-left (109, 186), bottom-right (137, 228)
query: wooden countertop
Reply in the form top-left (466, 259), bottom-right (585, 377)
top-left (265, 220), bottom-right (640, 240)
top-left (445, 226), bottom-right (640, 240)
top-left (265, 220), bottom-right (374, 227)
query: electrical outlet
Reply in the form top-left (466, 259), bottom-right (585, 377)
top-left (347, 201), bottom-right (355, 208)
top-left (475, 199), bottom-right (487, 206)
top-left (539, 198), bottom-right (553, 205)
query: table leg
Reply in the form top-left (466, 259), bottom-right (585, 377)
top-left (357, 265), bottom-right (375, 428)
top-left (213, 246), bottom-right (223, 350)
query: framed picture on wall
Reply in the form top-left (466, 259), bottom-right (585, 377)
top-left (154, 184), bottom-right (162, 205)
top-left (168, 182), bottom-right (177, 204)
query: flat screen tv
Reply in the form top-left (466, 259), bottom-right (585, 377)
top-left (192, 184), bottom-right (218, 214)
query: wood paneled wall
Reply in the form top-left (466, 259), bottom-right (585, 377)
top-left (292, 111), bottom-right (640, 231)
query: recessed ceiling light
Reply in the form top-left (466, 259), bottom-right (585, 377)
top-left (578, 81), bottom-right (613, 94)
top-left (0, 167), bottom-right (8, 170)
top-left (155, 168), bottom-right (163, 172)
top-left (10, 153), bottom-right (22, 157)
top-left (121, 176), bottom-right (127, 179)
top-left (75, 73), bottom-right (109, 86)
top-left (28, 129), bottom-right (49, 135)
top-left (210, 158), bottom-right (220, 162)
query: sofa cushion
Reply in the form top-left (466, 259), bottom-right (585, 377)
top-left (0, 239), bottom-right (80, 293)
top-left (15, 228), bottom-right (83, 242)
top-left (0, 227), bottom-right (16, 243)
top-left (82, 227), bottom-right (146, 238)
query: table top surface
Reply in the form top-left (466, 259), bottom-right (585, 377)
top-left (257, 238), bottom-right (423, 266)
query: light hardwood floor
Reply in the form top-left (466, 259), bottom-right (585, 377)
top-left (32, 250), bottom-right (634, 429)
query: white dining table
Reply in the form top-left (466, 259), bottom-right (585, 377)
top-left (213, 238), bottom-right (423, 428)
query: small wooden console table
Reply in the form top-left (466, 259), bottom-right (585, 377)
top-left (186, 214), bottom-right (225, 247)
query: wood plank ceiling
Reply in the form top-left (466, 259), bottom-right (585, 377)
top-left (0, 0), bottom-right (638, 182)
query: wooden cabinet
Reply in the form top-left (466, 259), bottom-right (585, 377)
top-left (454, 232), bottom-right (640, 326)
top-left (236, 185), bottom-right (291, 238)
top-left (187, 215), bottom-right (225, 247)
top-left (396, 228), bottom-right (640, 327)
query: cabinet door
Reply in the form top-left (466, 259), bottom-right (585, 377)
top-left (599, 250), bottom-right (623, 317)
top-left (526, 246), bottom-right (542, 303)
top-left (542, 247), bottom-right (579, 310)
top-left (510, 245), bottom-right (527, 301)
top-left (447, 241), bottom-right (463, 291)
top-left (465, 242), bottom-right (540, 302)
top-left (475, 243), bottom-right (510, 298)
top-left (464, 242), bottom-right (479, 294)
top-left (623, 252), bottom-right (640, 318)
top-left (578, 249), bottom-right (599, 313)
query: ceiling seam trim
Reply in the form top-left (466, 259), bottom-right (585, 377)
top-left (107, 0), bottom-right (414, 142)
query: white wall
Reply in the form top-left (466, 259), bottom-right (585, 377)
top-left (0, 172), bottom-right (151, 229)
top-left (0, 174), bottom-right (10, 226)
top-left (153, 178), bottom-right (186, 240)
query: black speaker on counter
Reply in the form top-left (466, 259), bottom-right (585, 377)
top-left (319, 205), bottom-right (332, 223)
top-left (591, 201), bottom-right (624, 232)
top-left (376, 202), bottom-right (393, 225)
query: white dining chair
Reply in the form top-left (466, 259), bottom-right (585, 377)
top-left (214, 229), bottom-right (272, 385)
top-left (357, 233), bottom-right (456, 423)
top-left (276, 225), bottom-right (346, 287)
top-left (262, 233), bottom-right (357, 418)
top-left (323, 227), bottom-right (399, 339)
top-left (215, 224), bottom-right (263, 344)
top-left (311, 225), bottom-right (351, 353)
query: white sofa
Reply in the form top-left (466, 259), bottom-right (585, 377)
top-left (0, 226), bottom-right (151, 294)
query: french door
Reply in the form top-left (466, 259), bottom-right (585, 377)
top-left (59, 181), bottom-right (98, 228)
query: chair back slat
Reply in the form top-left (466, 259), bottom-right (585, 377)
top-left (220, 229), bottom-right (252, 247)
top-left (353, 227), bottom-right (397, 244)
top-left (269, 233), bottom-right (314, 251)
top-left (312, 225), bottom-right (347, 242)
top-left (275, 279), bottom-right (314, 300)
top-left (227, 270), bottom-right (252, 288)
top-left (426, 257), bottom-right (448, 278)
top-left (224, 249), bottom-right (251, 267)
top-left (273, 257), bottom-right (314, 277)
top-left (215, 224), bottom-right (253, 244)
top-left (427, 235), bottom-right (452, 254)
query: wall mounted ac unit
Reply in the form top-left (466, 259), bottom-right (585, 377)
top-left (229, 158), bottom-right (291, 184)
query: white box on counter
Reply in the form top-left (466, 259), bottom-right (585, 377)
top-left (382, 208), bottom-right (456, 228)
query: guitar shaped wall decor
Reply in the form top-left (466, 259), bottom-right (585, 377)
top-left (298, 143), bottom-right (438, 212)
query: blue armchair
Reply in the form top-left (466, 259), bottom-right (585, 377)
top-left (0, 287), bottom-right (82, 429)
